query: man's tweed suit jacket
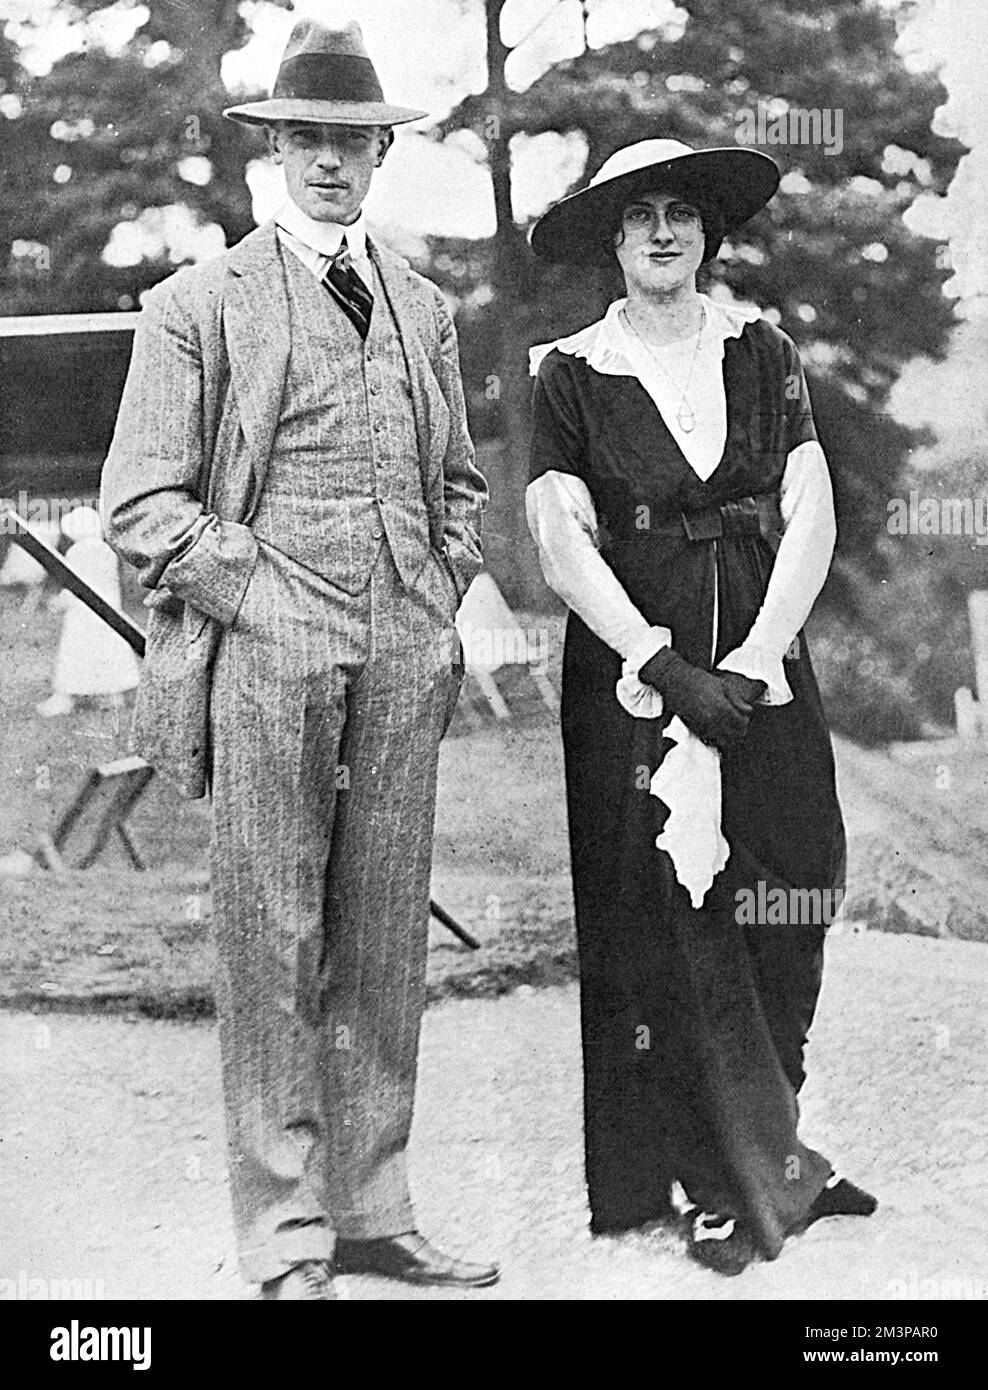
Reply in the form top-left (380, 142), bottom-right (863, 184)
top-left (101, 219), bottom-right (487, 799)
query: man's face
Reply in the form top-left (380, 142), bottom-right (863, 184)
top-left (267, 122), bottom-right (392, 224)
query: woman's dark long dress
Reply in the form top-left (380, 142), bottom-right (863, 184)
top-left (530, 317), bottom-right (847, 1259)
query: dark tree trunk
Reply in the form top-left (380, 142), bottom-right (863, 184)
top-left (484, 0), bottom-right (547, 609)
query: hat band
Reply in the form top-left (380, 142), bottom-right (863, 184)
top-left (272, 53), bottom-right (385, 106)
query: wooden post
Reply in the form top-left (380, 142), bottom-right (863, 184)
top-left (955, 686), bottom-right (979, 740)
top-left (966, 591), bottom-right (988, 737)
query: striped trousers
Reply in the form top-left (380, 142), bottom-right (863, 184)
top-left (207, 538), bottom-right (461, 1284)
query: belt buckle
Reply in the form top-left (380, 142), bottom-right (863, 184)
top-left (681, 508), bottom-right (723, 542)
top-left (721, 497), bottom-right (761, 536)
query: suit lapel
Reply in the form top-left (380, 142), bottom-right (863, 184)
top-left (224, 221), bottom-right (291, 504)
top-left (369, 239), bottom-right (448, 502)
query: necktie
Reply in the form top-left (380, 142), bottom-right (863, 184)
top-left (323, 239), bottom-right (373, 339)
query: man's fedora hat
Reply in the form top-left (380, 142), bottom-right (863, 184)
top-left (223, 18), bottom-right (427, 128)
top-left (530, 139), bottom-right (780, 266)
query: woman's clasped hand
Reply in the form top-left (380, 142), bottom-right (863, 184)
top-left (639, 646), bottom-right (767, 751)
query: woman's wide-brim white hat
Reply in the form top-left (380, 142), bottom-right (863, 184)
top-left (530, 139), bottom-right (780, 266)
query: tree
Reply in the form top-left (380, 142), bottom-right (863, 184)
top-left (477, 0), bottom-right (545, 604)
top-left (0, 0), bottom-right (289, 315)
top-left (439, 0), bottom-right (963, 606)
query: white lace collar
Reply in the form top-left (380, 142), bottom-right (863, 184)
top-left (529, 293), bottom-right (761, 378)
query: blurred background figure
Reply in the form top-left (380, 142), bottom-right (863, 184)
top-left (0, 518), bottom-right (61, 619)
top-left (36, 504), bottom-right (139, 718)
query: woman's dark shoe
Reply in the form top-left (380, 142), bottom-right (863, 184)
top-left (334, 1231), bottom-right (500, 1288)
top-left (803, 1174), bottom-right (878, 1228)
top-left (260, 1260), bottom-right (336, 1300)
top-left (686, 1212), bottom-right (757, 1277)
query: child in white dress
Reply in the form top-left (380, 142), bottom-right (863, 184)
top-left (0, 518), bottom-right (61, 618)
top-left (36, 506), bottom-right (140, 717)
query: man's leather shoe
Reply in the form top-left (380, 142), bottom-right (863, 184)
top-left (334, 1232), bottom-right (500, 1288)
top-left (260, 1260), bottom-right (337, 1300)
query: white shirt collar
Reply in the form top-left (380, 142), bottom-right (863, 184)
top-left (529, 293), bottom-right (760, 378)
top-left (274, 199), bottom-right (368, 261)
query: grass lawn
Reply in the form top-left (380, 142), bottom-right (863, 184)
top-left (0, 594), bottom-right (577, 1012)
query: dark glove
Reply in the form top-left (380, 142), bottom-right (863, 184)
top-left (717, 671), bottom-right (767, 711)
top-left (639, 648), bottom-right (753, 752)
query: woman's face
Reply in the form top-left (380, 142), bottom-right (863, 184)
top-left (613, 190), bottom-right (705, 297)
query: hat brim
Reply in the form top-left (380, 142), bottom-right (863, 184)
top-left (223, 99), bottom-right (428, 128)
top-left (530, 147), bottom-right (780, 266)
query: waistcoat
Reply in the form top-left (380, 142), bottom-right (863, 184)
top-left (249, 242), bottom-right (431, 592)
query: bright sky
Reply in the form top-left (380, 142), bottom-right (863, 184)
top-left (888, 0), bottom-right (988, 444)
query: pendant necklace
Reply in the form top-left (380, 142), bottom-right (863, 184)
top-left (621, 302), bottom-right (706, 433)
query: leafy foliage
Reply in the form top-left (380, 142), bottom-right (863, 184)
top-left (0, 0), bottom-right (284, 313)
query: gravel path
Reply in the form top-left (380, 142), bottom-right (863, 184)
top-left (1, 930), bottom-right (985, 1300)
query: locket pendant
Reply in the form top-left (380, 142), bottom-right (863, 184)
top-left (677, 403), bottom-right (696, 433)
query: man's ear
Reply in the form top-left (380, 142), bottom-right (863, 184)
top-left (266, 124), bottom-right (284, 164)
top-left (376, 127), bottom-right (395, 166)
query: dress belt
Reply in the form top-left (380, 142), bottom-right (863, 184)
top-left (646, 491), bottom-right (783, 553)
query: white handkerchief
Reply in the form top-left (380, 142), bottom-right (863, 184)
top-left (650, 716), bottom-right (730, 908)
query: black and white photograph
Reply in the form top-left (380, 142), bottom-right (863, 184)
top-left (0, 0), bottom-right (985, 1346)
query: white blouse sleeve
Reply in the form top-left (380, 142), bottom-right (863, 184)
top-left (717, 440), bottom-right (837, 704)
top-left (526, 470), bottom-right (671, 717)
